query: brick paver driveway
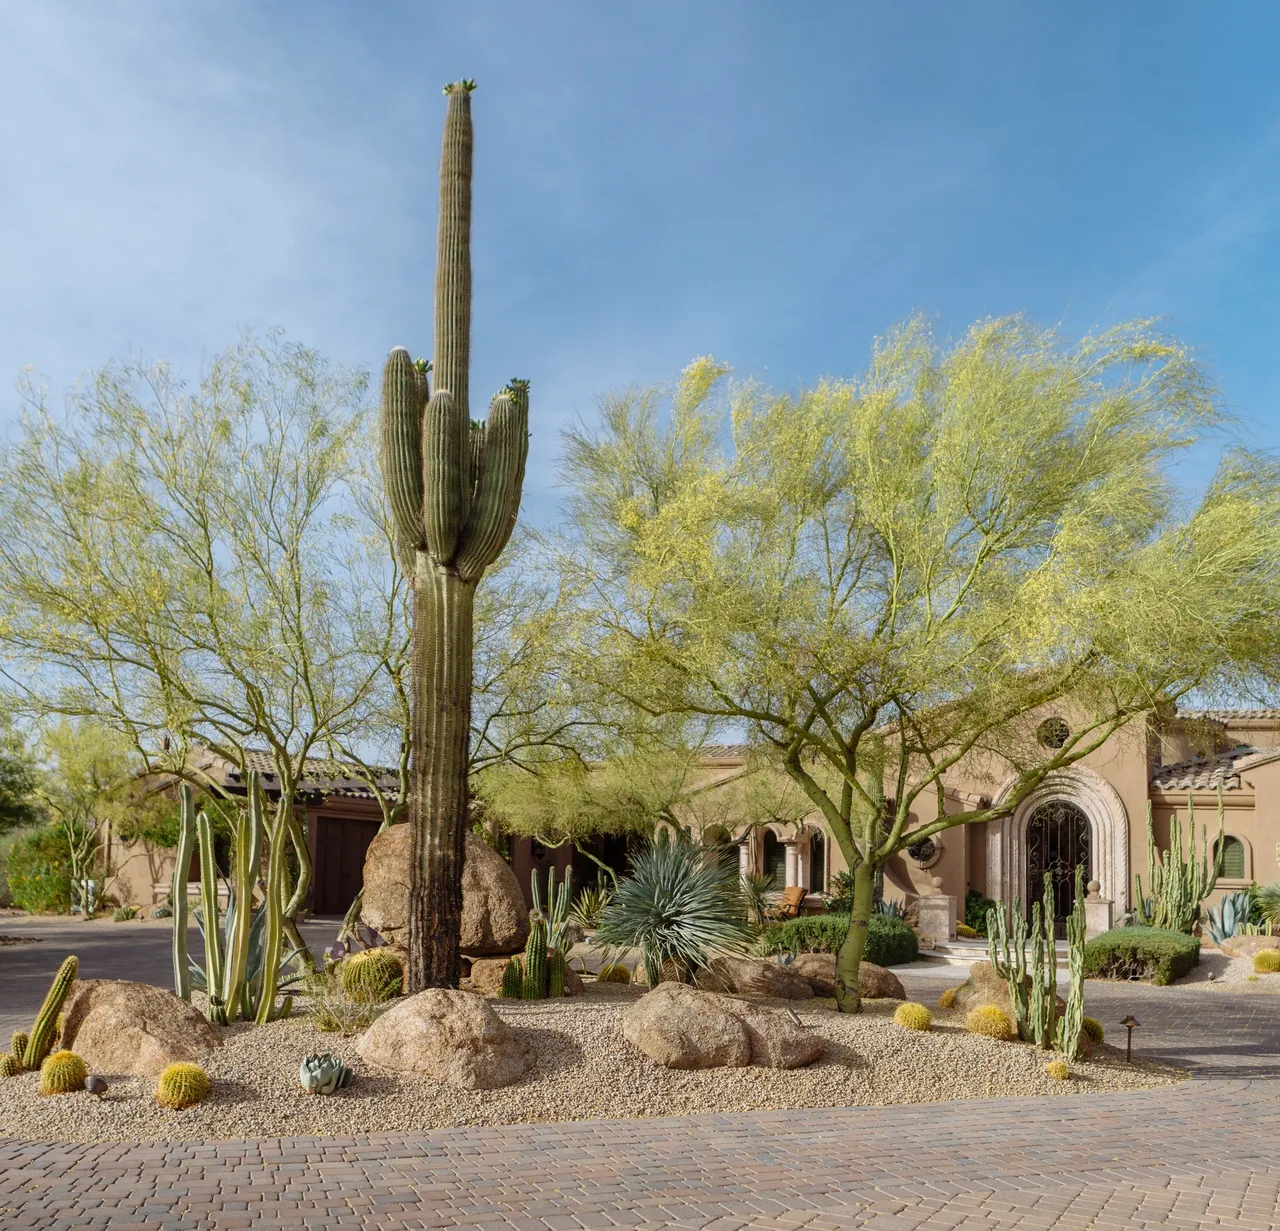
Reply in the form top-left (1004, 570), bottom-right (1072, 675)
top-left (3, 934), bottom-right (1279, 1229)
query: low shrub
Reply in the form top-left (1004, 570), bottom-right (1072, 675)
top-left (1254, 949), bottom-right (1280, 974)
top-left (1083, 927), bottom-right (1200, 986)
top-left (1044, 1060), bottom-right (1070, 1081)
top-left (894, 1002), bottom-right (931, 1031)
top-left (6, 826), bottom-right (73, 914)
top-left (112, 906), bottom-right (138, 922)
top-left (955, 923), bottom-right (978, 939)
top-left (305, 969), bottom-right (394, 1035)
top-left (965, 1005), bottom-right (1015, 1041)
top-left (756, 913), bottom-right (919, 967)
top-left (1082, 1016), bottom-right (1105, 1046)
top-left (965, 889), bottom-right (997, 937)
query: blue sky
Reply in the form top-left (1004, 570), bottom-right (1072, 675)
top-left (3, 2), bottom-right (1279, 524)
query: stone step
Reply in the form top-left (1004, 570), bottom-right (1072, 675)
top-left (921, 938), bottom-right (1072, 968)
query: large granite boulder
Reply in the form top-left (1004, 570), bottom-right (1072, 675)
top-left (621, 984), bottom-right (822, 1070)
top-left (357, 989), bottom-right (530, 1089)
top-left (361, 827), bottom-right (530, 957)
top-left (789, 953), bottom-right (904, 999)
top-left (1221, 935), bottom-right (1280, 959)
top-left (59, 980), bottom-right (222, 1077)
top-left (946, 960), bottom-right (1065, 1019)
top-left (703, 956), bottom-right (814, 1000)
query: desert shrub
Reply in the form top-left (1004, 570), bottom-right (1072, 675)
top-left (1044, 1060), bottom-right (1070, 1081)
top-left (1254, 949), bottom-right (1280, 974)
top-left (826, 871), bottom-right (854, 913)
top-left (6, 825), bottom-right (72, 913)
top-left (1083, 927), bottom-right (1199, 986)
top-left (755, 913), bottom-right (918, 967)
top-left (1082, 1016), bottom-right (1105, 1046)
top-left (965, 889), bottom-right (997, 936)
top-left (937, 986), bottom-right (958, 1010)
top-left (894, 1002), bottom-right (931, 1031)
top-left (112, 906), bottom-right (137, 922)
top-left (305, 968), bottom-right (394, 1034)
top-left (965, 1005), bottom-right (1016, 1041)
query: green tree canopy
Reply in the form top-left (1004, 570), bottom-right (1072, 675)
top-left (559, 316), bottom-right (1280, 1010)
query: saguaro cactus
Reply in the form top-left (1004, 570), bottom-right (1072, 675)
top-left (379, 79), bottom-right (530, 991)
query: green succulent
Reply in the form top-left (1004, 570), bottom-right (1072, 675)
top-left (298, 1052), bottom-right (353, 1096)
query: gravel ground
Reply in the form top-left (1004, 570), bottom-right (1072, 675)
top-left (1171, 948), bottom-right (1280, 992)
top-left (0, 983), bottom-right (1184, 1143)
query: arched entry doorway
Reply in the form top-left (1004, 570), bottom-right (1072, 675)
top-left (1024, 799), bottom-right (1091, 936)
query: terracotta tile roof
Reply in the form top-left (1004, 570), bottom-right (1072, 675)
top-left (699, 743), bottom-right (754, 761)
top-left (1150, 743), bottom-right (1280, 792)
top-left (1178, 708), bottom-right (1280, 722)
top-left (191, 746), bottom-right (399, 801)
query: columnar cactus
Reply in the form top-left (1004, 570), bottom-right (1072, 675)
top-left (1133, 793), bottom-right (1224, 933)
top-left (522, 915), bottom-right (548, 1000)
top-left (379, 79), bottom-right (529, 991)
top-left (547, 947), bottom-right (566, 999)
top-left (1054, 866), bottom-right (1087, 1062)
top-left (23, 955), bottom-right (77, 1070)
top-left (170, 783), bottom-right (197, 1001)
top-left (499, 955), bottom-right (522, 998)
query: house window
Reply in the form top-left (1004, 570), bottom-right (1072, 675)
top-left (1037, 717), bottom-right (1070, 749)
top-left (809, 831), bottom-right (825, 893)
top-left (1215, 835), bottom-right (1247, 880)
top-left (762, 830), bottom-right (786, 889)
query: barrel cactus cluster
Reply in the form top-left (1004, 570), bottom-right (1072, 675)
top-left (378, 78), bottom-right (530, 991)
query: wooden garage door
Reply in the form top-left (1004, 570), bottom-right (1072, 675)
top-left (314, 815), bottom-right (382, 916)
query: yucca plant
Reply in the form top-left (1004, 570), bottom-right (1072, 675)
top-left (594, 838), bottom-right (751, 987)
top-left (569, 884), bottom-right (613, 931)
top-left (1255, 882), bottom-right (1280, 925)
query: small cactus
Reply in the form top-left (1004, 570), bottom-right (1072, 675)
top-left (965, 1005), bottom-right (1016, 1041)
top-left (893, 1002), bottom-right (932, 1031)
top-left (522, 916), bottom-right (548, 1000)
top-left (955, 923), bottom-right (978, 939)
top-left (10, 1030), bottom-right (28, 1061)
top-left (596, 963), bottom-right (631, 984)
top-left (1082, 1016), bottom-right (1105, 1046)
top-left (548, 948), bottom-right (566, 998)
top-left (937, 987), bottom-right (958, 1010)
top-left (24, 956), bottom-right (78, 1070)
top-left (1254, 949), bottom-right (1280, 974)
top-left (155, 1062), bottom-right (211, 1109)
top-left (499, 956), bottom-right (523, 998)
top-left (339, 949), bottom-right (405, 1003)
top-left (1045, 1059), bottom-right (1071, 1081)
top-left (0, 1054), bottom-right (20, 1078)
top-left (39, 1050), bottom-right (87, 1095)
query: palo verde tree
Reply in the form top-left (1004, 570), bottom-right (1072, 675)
top-left (379, 81), bottom-right (530, 990)
top-left (0, 333), bottom-right (375, 953)
top-left (561, 317), bottom-right (1280, 1011)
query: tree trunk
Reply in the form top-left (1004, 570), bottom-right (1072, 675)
top-left (407, 556), bottom-right (476, 991)
top-left (834, 856), bottom-right (877, 1013)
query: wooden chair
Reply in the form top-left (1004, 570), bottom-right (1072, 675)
top-left (767, 885), bottom-right (807, 923)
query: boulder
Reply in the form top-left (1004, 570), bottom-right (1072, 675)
top-left (361, 827), bottom-right (530, 957)
top-left (947, 961), bottom-right (1065, 1021)
top-left (1221, 935), bottom-right (1280, 960)
top-left (705, 956), bottom-right (814, 1000)
top-left (466, 954), bottom-right (583, 997)
top-left (59, 980), bottom-right (222, 1077)
top-left (788, 953), bottom-right (904, 999)
top-left (621, 984), bottom-right (822, 1070)
top-left (357, 989), bottom-right (530, 1089)
top-left (621, 984), bottom-right (749, 1069)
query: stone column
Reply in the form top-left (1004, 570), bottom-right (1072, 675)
top-left (1083, 879), bottom-right (1112, 940)
top-left (784, 841), bottom-right (799, 889)
top-left (915, 875), bottom-right (956, 948)
top-left (737, 838), bottom-right (751, 882)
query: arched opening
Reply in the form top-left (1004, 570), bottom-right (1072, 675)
top-left (762, 830), bottom-right (786, 889)
top-left (1215, 835), bottom-right (1247, 880)
top-left (809, 830), bottom-right (826, 893)
top-left (1024, 798), bottom-right (1091, 936)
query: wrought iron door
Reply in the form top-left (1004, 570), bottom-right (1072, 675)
top-left (1024, 800), bottom-right (1091, 937)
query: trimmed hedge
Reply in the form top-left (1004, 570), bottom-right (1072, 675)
top-left (756, 912), bottom-right (919, 967)
top-left (1083, 926), bottom-right (1199, 986)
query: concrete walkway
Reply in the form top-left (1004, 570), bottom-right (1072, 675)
top-left (4, 919), bottom-right (1280, 1229)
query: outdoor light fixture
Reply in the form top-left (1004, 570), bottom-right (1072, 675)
top-left (1120, 1014), bottom-right (1139, 1063)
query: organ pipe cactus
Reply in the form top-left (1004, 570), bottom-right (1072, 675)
top-left (533, 866), bottom-right (574, 954)
top-left (379, 79), bottom-right (530, 991)
top-left (522, 915), bottom-right (548, 999)
top-left (1054, 866), bottom-right (1087, 1063)
top-left (170, 784), bottom-right (197, 1001)
top-left (23, 955), bottom-right (77, 1070)
top-left (1134, 792), bottom-right (1224, 933)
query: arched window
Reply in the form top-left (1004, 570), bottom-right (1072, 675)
top-left (762, 830), bottom-right (786, 889)
top-left (1215, 835), bottom-right (1247, 880)
top-left (809, 831), bottom-right (825, 893)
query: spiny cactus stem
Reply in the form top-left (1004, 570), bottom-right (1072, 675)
top-left (171, 784), bottom-right (196, 1002)
top-left (406, 559), bottom-right (477, 990)
top-left (196, 808), bottom-right (224, 1023)
top-left (254, 780), bottom-right (289, 1024)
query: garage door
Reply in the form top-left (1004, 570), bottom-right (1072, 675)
top-left (313, 815), bottom-right (383, 916)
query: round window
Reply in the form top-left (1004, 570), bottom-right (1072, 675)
top-left (907, 836), bottom-right (938, 866)
top-left (1037, 716), bottom-right (1070, 749)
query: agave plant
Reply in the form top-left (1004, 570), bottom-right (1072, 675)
top-left (569, 884), bottom-right (613, 931)
top-left (298, 1052), bottom-right (353, 1095)
top-left (873, 898), bottom-right (907, 920)
top-left (1204, 889), bottom-right (1254, 945)
top-left (191, 896), bottom-right (310, 1016)
top-left (594, 838), bottom-right (752, 987)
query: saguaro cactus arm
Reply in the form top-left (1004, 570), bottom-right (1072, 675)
top-left (457, 380), bottom-right (530, 580)
top-left (379, 347), bottom-right (427, 553)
